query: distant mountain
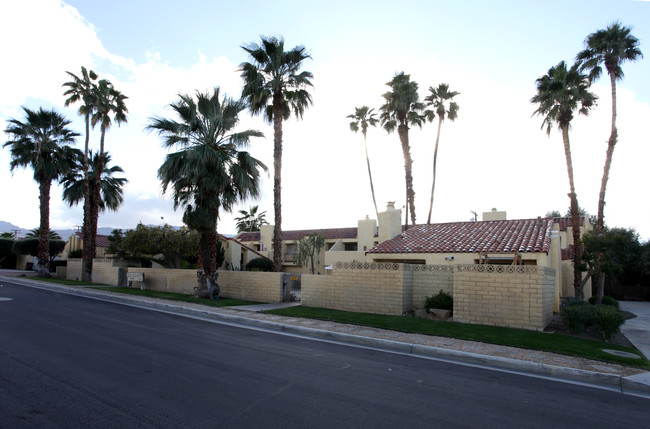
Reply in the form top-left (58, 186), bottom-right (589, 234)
top-left (0, 221), bottom-right (116, 241)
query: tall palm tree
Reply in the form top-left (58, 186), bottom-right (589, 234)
top-left (3, 107), bottom-right (80, 276)
top-left (348, 106), bottom-right (380, 221)
top-left (576, 22), bottom-right (643, 235)
top-left (148, 87), bottom-right (267, 298)
top-left (424, 84), bottom-right (459, 224)
top-left (379, 72), bottom-right (425, 228)
top-left (85, 79), bottom-right (127, 281)
top-left (25, 228), bottom-right (62, 240)
top-left (531, 61), bottom-right (597, 299)
top-left (61, 150), bottom-right (127, 214)
top-left (240, 36), bottom-right (313, 272)
top-left (576, 22), bottom-right (643, 304)
top-left (235, 205), bottom-right (267, 232)
top-left (63, 66), bottom-right (99, 281)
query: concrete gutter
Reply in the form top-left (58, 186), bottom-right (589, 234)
top-left (3, 275), bottom-right (650, 398)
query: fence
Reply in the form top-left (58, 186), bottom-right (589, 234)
top-left (302, 262), bottom-right (555, 331)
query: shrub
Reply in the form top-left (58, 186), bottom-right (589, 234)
top-left (68, 249), bottom-right (83, 258)
top-left (246, 257), bottom-right (273, 272)
top-left (560, 301), bottom-right (595, 332)
top-left (425, 290), bottom-right (453, 310)
top-left (593, 305), bottom-right (626, 341)
top-left (588, 295), bottom-right (620, 309)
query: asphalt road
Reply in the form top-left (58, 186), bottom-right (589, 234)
top-left (1, 281), bottom-right (648, 428)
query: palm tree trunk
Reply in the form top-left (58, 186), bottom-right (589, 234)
top-left (398, 123), bottom-right (416, 227)
top-left (427, 117), bottom-right (443, 224)
top-left (597, 75), bottom-right (618, 235)
top-left (561, 125), bottom-right (583, 298)
top-left (593, 74), bottom-right (619, 305)
top-left (363, 132), bottom-right (380, 221)
top-left (37, 179), bottom-right (51, 277)
top-left (82, 113), bottom-right (92, 281)
top-left (272, 98), bottom-right (284, 272)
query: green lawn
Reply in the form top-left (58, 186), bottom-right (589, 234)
top-left (266, 306), bottom-right (650, 369)
top-left (91, 287), bottom-right (262, 308)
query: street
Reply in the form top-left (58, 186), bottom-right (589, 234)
top-left (0, 281), bottom-right (648, 428)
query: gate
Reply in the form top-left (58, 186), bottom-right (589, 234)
top-left (282, 273), bottom-right (301, 302)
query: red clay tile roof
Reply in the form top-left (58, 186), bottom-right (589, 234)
top-left (75, 231), bottom-right (111, 248)
top-left (368, 218), bottom-right (554, 254)
top-left (237, 227), bottom-right (358, 242)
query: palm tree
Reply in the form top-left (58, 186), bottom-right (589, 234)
top-left (348, 106), bottom-right (380, 221)
top-left (424, 84), bottom-right (459, 224)
top-left (235, 205), bottom-right (267, 232)
top-left (25, 228), bottom-right (62, 240)
top-left (379, 72), bottom-right (425, 228)
top-left (531, 61), bottom-right (597, 299)
top-left (148, 87), bottom-right (267, 298)
top-left (63, 66), bottom-right (99, 281)
top-left (62, 150), bottom-right (127, 215)
top-left (85, 79), bottom-right (128, 281)
top-left (240, 36), bottom-right (313, 272)
top-left (3, 107), bottom-right (80, 276)
top-left (576, 22), bottom-right (643, 304)
top-left (576, 22), bottom-right (643, 235)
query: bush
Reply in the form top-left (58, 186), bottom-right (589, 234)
top-left (68, 249), bottom-right (83, 258)
top-left (593, 305), bottom-right (626, 341)
top-left (560, 300), bottom-right (626, 340)
top-left (588, 295), bottom-right (620, 308)
top-left (246, 257), bottom-right (273, 272)
top-left (560, 301), bottom-right (595, 332)
top-left (425, 290), bottom-right (453, 310)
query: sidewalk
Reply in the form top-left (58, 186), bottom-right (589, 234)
top-left (2, 275), bottom-right (650, 398)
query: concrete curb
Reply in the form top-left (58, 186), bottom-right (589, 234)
top-left (3, 276), bottom-right (650, 398)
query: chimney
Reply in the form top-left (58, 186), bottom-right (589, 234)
top-left (482, 208), bottom-right (507, 221)
top-left (378, 202), bottom-right (402, 243)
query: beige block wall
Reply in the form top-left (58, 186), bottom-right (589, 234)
top-left (93, 259), bottom-right (128, 285)
top-left (66, 259), bottom-right (83, 281)
top-left (302, 262), bottom-right (408, 315)
top-left (453, 265), bottom-right (555, 331)
top-left (411, 266), bottom-right (454, 309)
top-left (123, 269), bottom-right (285, 303)
top-left (66, 258), bottom-right (127, 284)
top-left (218, 271), bottom-right (284, 303)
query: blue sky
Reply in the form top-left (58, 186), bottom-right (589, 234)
top-left (1, 0), bottom-right (649, 239)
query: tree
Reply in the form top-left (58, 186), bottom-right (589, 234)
top-left (424, 83), bottom-right (460, 224)
top-left (295, 233), bottom-right (325, 274)
top-left (85, 79), bottom-right (128, 281)
top-left (3, 107), bottom-right (80, 276)
top-left (12, 238), bottom-right (66, 270)
top-left (576, 22), bottom-right (643, 304)
top-left (106, 229), bottom-right (128, 260)
top-left (240, 36), bottom-right (313, 272)
top-left (120, 223), bottom-right (199, 269)
top-left (235, 205), bottom-right (267, 232)
top-left (531, 61), bottom-right (597, 299)
top-left (25, 228), bottom-right (62, 240)
top-left (578, 228), bottom-right (641, 295)
top-left (148, 87), bottom-right (266, 298)
top-left (61, 150), bottom-right (127, 215)
top-left (63, 66), bottom-right (99, 281)
top-left (379, 72), bottom-right (425, 228)
top-left (348, 106), bottom-right (380, 221)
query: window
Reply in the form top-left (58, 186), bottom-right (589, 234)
top-left (344, 242), bottom-right (358, 251)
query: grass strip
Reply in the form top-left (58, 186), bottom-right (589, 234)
top-left (266, 306), bottom-right (650, 369)
top-left (91, 286), bottom-right (261, 308)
